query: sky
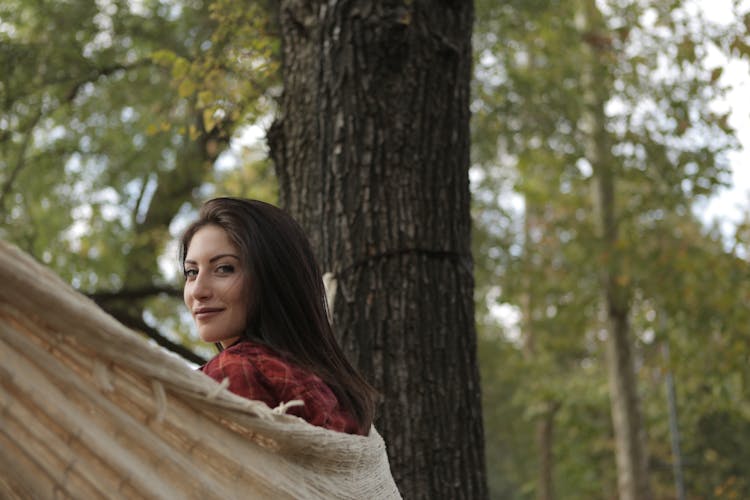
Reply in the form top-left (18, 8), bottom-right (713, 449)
top-left (697, 0), bottom-right (750, 234)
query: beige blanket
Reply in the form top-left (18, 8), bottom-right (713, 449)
top-left (0, 240), bottom-right (401, 499)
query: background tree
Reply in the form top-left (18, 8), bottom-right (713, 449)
top-left (472, 0), bottom-right (750, 498)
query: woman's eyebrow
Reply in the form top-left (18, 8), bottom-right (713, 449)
top-left (184, 254), bottom-right (239, 265)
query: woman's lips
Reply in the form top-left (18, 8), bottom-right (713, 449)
top-left (194, 308), bottom-right (223, 320)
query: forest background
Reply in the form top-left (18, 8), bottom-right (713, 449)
top-left (1, 0), bottom-right (750, 498)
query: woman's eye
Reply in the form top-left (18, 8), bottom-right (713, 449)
top-left (184, 268), bottom-right (198, 279)
top-left (216, 264), bottom-right (235, 274)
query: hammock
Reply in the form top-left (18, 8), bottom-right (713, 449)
top-left (0, 240), bottom-right (401, 499)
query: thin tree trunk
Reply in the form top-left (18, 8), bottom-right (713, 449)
top-left (537, 402), bottom-right (559, 500)
top-left (269, 2), bottom-right (487, 498)
top-left (603, 300), bottom-right (651, 500)
top-left (662, 340), bottom-right (686, 500)
top-left (578, 1), bottom-right (652, 498)
top-left (522, 205), bottom-right (558, 500)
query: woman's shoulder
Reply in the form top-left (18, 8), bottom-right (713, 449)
top-left (220, 339), bottom-right (278, 359)
top-left (208, 340), bottom-right (314, 384)
top-left (203, 339), bottom-right (364, 435)
top-left (221, 340), bottom-right (292, 367)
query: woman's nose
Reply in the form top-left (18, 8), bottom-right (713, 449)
top-left (191, 273), bottom-right (213, 300)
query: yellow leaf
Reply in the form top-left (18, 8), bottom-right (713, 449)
top-left (172, 58), bottom-right (190, 79)
top-left (197, 90), bottom-right (213, 108)
top-left (203, 109), bottom-right (216, 132)
top-left (189, 124), bottom-right (200, 140)
top-left (150, 49), bottom-right (176, 66)
top-left (178, 79), bottom-right (197, 98)
top-left (206, 69), bottom-right (223, 85)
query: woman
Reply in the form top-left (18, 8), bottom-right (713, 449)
top-left (181, 197), bottom-right (376, 436)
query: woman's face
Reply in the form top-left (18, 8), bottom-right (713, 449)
top-left (183, 224), bottom-right (250, 348)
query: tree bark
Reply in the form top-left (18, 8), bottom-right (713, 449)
top-left (269, 1), bottom-right (487, 498)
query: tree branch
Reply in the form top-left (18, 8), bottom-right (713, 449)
top-left (106, 308), bottom-right (206, 365)
top-left (65, 60), bottom-right (152, 102)
top-left (6, 59), bottom-right (153, 105)
top-left (0, 109), bottom-right (43, 211)
top-left (88, 285), bottom-right (183, 303)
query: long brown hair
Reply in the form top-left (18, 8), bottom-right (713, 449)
top-left (181, 198), bottom-right (376, 430)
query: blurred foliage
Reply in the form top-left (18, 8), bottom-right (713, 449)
top-left (2, 0), bottom-right (750, 497)
top-left (0, 0), bottom-right (278, 359)
top-left (473, 0), bottom-right (750, 498)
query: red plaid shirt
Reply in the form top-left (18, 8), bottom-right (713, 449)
top-left (200, 340), bottom-right (365, 435)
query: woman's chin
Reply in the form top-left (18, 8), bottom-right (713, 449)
top-left (200, 332), bottom-right (240, 347)
top-left (199, 331), bottom-right (220, 344)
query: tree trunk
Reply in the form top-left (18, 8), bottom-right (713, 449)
top-left (537, 402), bottom-right (559, 500)
top-left (590, 78), bottom-right (653, 500)
top-left (578, 2), bottom-right (652, 498)
top-left (268, 1), bottom-right (487, 498)
top-left (603, 299), bottom-right (651, 500)
top-left (522, 205), bottom-right (558, 500)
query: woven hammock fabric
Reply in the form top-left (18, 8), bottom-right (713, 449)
top-left (0, 240), bottom-right (401, 499)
